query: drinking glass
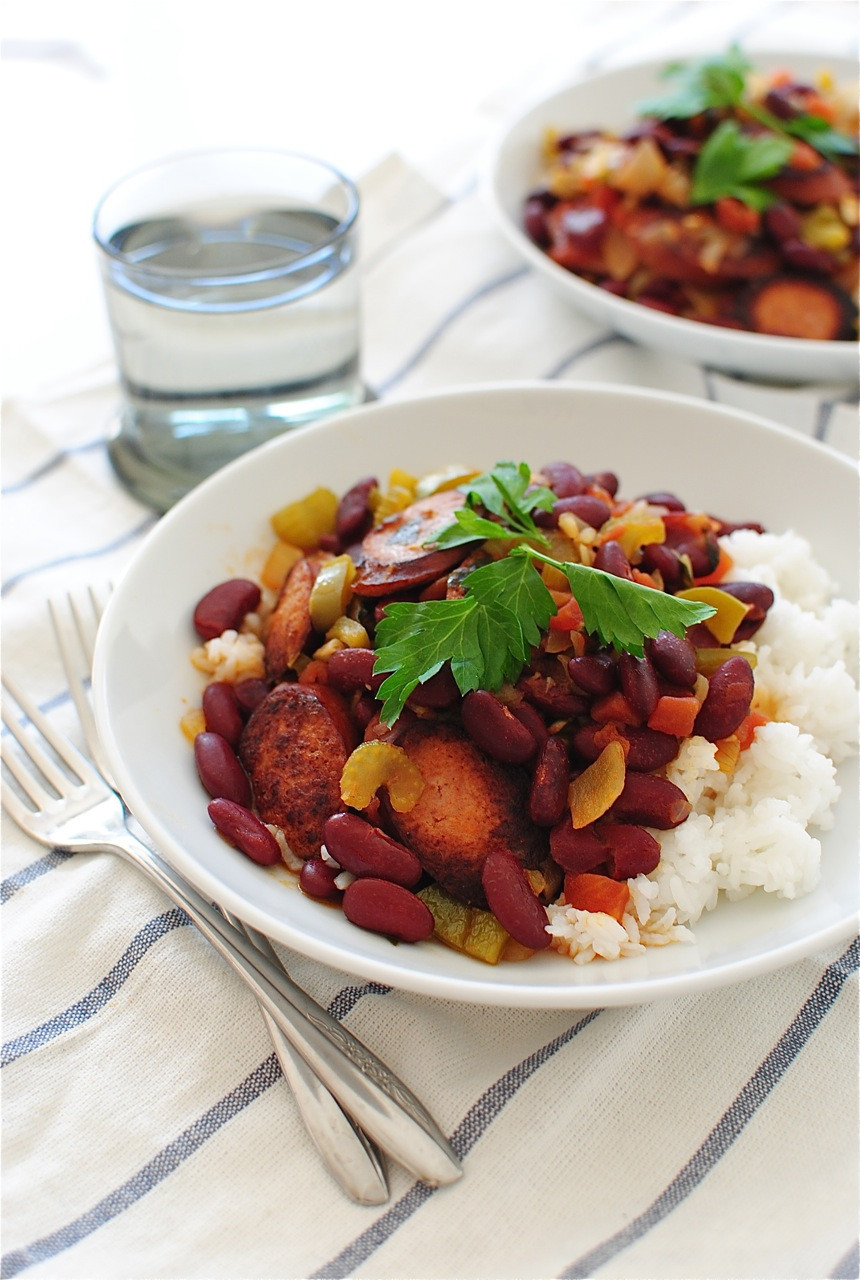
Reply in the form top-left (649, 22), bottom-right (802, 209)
top-left (94, 149), bottom-right (363, 512)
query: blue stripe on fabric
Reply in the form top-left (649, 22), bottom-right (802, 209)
top-left (328, 981), bottom-right (392, 1019)
top-left (560, 938), bottom-right (860, 1278)
top-left (1, 516), bottom-right (156, 597)
top-left (0, 436), bottom-right (108, 497)
top-left (0, 976), bottom-right (393, 1274)
top-left (1, 908), bottom-right (191, 1067)
top-left (313, 1008), bottom-right (603, 1279)
top-left (0, 849), bottom-right (74, 903)
top-left (373, 266), bottom-right (529, 396)
top-left (0, 1053), bottom-right (283, 1279)
top-left (543, 332), bottom-right (624, 380)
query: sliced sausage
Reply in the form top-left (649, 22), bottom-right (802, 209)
top-left (622, 207), bottom-right (779, 285)
top-left (352, 490), bottom-right (468, 597)
top-left (738, 275), bottom-right (854, 341)
top-left (385, 721), bottom-right (547, 908)
top-left (239, 683), bottom-right (348, 860)
top-left (264, 551), bottom-right (331, 680)
top-left (768, 162), bottom-right (852, 207)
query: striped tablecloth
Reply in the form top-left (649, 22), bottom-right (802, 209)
top-left (2, 3), bottom-right (858, 1277)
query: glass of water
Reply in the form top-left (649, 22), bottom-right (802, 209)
top-left (93, 149), bottom-right (363, 512)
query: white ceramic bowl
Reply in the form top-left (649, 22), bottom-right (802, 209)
top-left (485, 53), bottom-right (858, 383)
top-left (93, 383), bottom-right (859, 1008)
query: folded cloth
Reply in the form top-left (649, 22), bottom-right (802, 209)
top-left (2, 14), bottom-right (858, 1280)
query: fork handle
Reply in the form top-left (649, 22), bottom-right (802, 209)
top-left (221, 910), bottom-right (388, 1205)
top-left (107, 829), bottom-right (461, 1188)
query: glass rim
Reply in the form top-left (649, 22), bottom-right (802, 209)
top-left (92, 146), bottom-right (359, 279)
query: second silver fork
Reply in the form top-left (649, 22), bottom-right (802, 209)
top-left (49, 589), bottom-right (390, 1205)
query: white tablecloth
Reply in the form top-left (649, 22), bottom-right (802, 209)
top-left (2, 3), bottom-right (858, 1277)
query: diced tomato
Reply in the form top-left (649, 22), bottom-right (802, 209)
top-left (736, 710), bottom-right (770, 751)
top-left (694, 545), bottom-right (734, 585)
top-left (590, 690), bottom-right (642, 726)
top-left (715, 197), bottom-right (761, 236)
top-left (549, 595), bottom-right (584, 632)
top-left (586, 181), bottom-right (621, 214)
top-left (647, 695), bottom-right (700, 737)
top-left (789, 140), bottom-right (823, 171)
top-left (631, 568), bottom-right (661, 589)
top-left (564, 872), bottom-right (630, 923)
top-left (298, 658), bottom-right (330, 685)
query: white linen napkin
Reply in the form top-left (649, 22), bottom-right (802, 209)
top-left (3, 7), bottom-right (858, 1278)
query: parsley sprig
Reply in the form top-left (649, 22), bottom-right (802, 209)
top-left (691, 121), bottom-right (793, 209)
top-left (372, 462), bottom-right (717, 725)
top-left (636, 44), bottom-right (857, 209)
top-left (432, 461), bottom-right (555, 550)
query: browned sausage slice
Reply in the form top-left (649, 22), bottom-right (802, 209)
top-left (385, 721), bottom-right (547, 907)
top-left (239, 683), bottom-right (348, 860)
top-left (768, 163), bottom-right (852, 207)
top-left (353, 490), bottom-right (468, 597)
top-left (264, 551), bottom-right (331, 679)
top-left (622, 208), bottom-right (779, 284)
top-left (740, 275), bottom-right (854, 340)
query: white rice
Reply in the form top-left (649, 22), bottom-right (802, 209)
top-left (190, 628), bottom-right (266, 682)
top-left (547, 528), bottom-right (858, 963)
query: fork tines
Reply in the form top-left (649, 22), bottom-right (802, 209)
top-left (1, 672), bottom-right (105, 826)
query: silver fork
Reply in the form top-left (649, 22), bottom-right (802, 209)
top-left (1, 671), bottom-right (462, 1191)
top-left (48, 589), bottom-right (388, 1204)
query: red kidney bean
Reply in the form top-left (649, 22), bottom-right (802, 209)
top-left (646, 631), bottom-right (698, 688)
top-left (550, 818), bottom-right (608, 874)
top-left (202, 681), bottom-right (244, 747)
top-left (717, 581), bottom-right (774, 641)
top-left (323, 812), bottom-right (422, 888)
top-left (336, 476), bottom-right (377, 542)
top-left (541, 460), bottom-right (586, 498)
top-left (509, 698), bottom-right (549, 748)
top-left (568, 653), bottom-right (617, 696)
top-left (461, 690), bottom-right (537, 764)
top-left (299, 856), bottom-right (343, 901)
top-left (610, 773), bottom-right (691, 829)
top-left (233, 678), bottom-right (271, 716)
top-left (559, 203), bottom-right (607, 252)
top-left (194, 731), bottom-right (252, 807)
top-left (481, 851), bottom-right (550, 950)
top-left (693, 656), bottom-right (755, 742)
top-left (518, 672), bottom-right (589, 719)
top-left (408, 664), bottom-right (460, 708)
top-left (640, 543), bottom-right (687, 592)
top-left (571, 723), bottom-right (680, 772)
top-left (529, 736), bottom-right (570, 827)
top-left (619, 653), bottom-right (659, 719)
top-left (780, 238), bottom-right (835, 274)
top-left (665, 530), bottom-right (719, 578)
top-left (352, 692), bottom-right (379, 731)
top-left (638, 490), bottom-right (686, 512)
top-left (193, 579), bottom-right (261, 641)
top-left (593, 540), bottom-right (633, 580)
top-left (207, 797), bottom-right (281, 865)
top-left (763, 201), bottom-right (803, 243)
top-left (553, 494), bottom-right (612, 529)
top-left (326, 647), bottom-right (380, 692)
top-left (342, 878), bottom-right (434, 943)
top-left (602, 823), bottom-right (661, 879)
top-left (523, 194), bottom-right (556, 247)
top-left (586, 471), bottom-right (619, 497)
